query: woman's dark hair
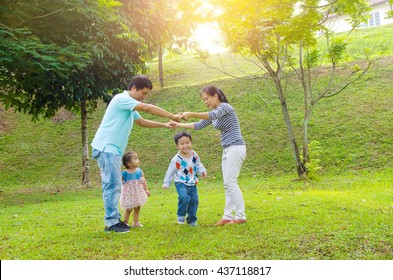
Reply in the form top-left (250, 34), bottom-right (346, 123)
top-left (201, 85), bottom-right (229, 103)
top-left (174, 131), bottom-right (192, 144)
top-left (127, 75), bottom-right (153, 91)
top-left (122, 151), bottom-right (137, 168)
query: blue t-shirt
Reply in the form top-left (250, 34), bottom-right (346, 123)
top-left (91, 91), bottom-right (141, 156)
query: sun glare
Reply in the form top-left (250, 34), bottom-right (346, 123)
top-left (193, 23), bottom-right (227, 54)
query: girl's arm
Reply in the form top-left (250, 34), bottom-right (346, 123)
top-left (141, 171), bottom-right (151, 197)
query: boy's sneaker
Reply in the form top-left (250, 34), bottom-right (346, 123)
top-left (188, 222), bottom-right (198, 227)
top-left (104, 221), bottom-right (130, 233)
top-left (177, 216), bottom-right (185, 224)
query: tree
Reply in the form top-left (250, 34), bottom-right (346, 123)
top-left (121, 0), bottom-right (201, 87)
top-left (0, 0), bottom-right (148, 184)
top-left (203, 0), bottom-right (376, 177)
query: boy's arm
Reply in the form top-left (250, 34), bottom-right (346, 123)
top-left (162, 157), bottom-right (177, 189)
top-left (195, 152), bottom-right (207, 178)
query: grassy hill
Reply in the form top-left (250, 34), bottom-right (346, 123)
top-left (1, 25), bottom-right (393, 190)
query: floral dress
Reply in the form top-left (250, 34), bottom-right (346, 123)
top-left (120, 168), bottom-right (148, 210)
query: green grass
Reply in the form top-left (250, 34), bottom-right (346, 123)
top-left (1, 25), bottom-right (393, 260)
top-left (1, 171), bottom-right (392, 259)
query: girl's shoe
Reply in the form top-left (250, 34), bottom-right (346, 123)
top-left (132, 222), bottom-right (143, 227)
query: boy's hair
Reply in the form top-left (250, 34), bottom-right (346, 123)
top-left (174, 131), bottom-right (192, 144)
top-left (127, 75), bottom-right (153, 91)
top-left (122, 151), bottom-right (137, 168)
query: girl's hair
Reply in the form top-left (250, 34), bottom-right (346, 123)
top-left (174, 130), bottom-right (192, 144)
top-left (201, 85), bottom-right (229, 103)
top-left (127, 75), bottom-right (153, 91)
top-left (122, 151), bottom-right (137, 168)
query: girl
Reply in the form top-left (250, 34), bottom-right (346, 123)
top-left (173, 86), bottom-right (247, 226)
top-left (120, 151), bottom-right (150, 227)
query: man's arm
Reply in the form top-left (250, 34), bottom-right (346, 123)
top-left (134, 103), bottom-right (181, 121)
top-left (134, 118), bottom-right (171, 128)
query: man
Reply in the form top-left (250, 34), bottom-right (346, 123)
top-left (91, 75), bottom-right (180, 232)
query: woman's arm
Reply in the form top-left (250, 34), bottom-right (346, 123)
top-left (170, 121), bottom-right (195, 130)
top-left (181, 112), bottom-right (209, 120)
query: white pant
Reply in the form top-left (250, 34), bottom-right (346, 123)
top-left (222, 145), bottom-right (247, 220)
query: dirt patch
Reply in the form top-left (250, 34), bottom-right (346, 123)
top-left (50, 108), bottom-right (76, 124)
top-left (0, 105), bottom-right (16, 135)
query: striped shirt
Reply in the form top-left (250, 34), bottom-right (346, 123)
top-left (194, 102), bottom-right (245, 148)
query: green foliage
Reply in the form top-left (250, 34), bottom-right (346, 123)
top-left (330, 0), bottom-right (371, 28)
top-left (302, 141), bottom-right (323, 180)
top-left (327, 36), bottom-right (348, 63)
top-left (121, 0), bottom-right (199, 56)
top-left (0, 0), bottom-right (147, 119)
top-left (0, 26), bottom-right (91, 118)
top-left (305, 48), bottom-right (320, 68)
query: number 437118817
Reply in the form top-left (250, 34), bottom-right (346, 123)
top-left (216, 266), bottom-right (271, 276)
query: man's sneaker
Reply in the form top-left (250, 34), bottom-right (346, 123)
top-left (177, 216), bottom-right (185, 224)
top-left (119, 221), bottom-right (131, 229)
top-left (104, 222), bottom-right (130, 233)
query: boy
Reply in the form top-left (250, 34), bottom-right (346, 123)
top-left (162, 131), bottom-right (207, 226)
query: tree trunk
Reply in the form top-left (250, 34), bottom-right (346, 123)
top-left (158, 43), bottom-right (164, 87)
top-left (81, 97), bottom-right (91, 185)
top-left (302, 116), bottom-right (310, 164)
top-left (275, 80), bottom-right (306, 177)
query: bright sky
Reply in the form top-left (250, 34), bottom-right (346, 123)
top-left (191, 1), bottom-right (227, 54)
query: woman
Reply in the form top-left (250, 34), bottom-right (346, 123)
top-left (173, 85), bottom-right (247, 226)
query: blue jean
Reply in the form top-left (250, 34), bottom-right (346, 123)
top-left (175, 182), bottom-right (199, 224)
top-left (92, 149), bottom-right (122, 227)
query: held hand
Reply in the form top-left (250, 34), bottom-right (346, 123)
top-left (171, 114), bottom-right (182, 122)
top-left (165, 122), bottom-right (176, 129)
top-left (169, 121), bottom-right (180, 129)
top-left (179, 112), bottom-right (191, 121)
top-left (162, 185), bottom-right (169, 190)
top-left (201, 172), bottom-right (207, 178)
